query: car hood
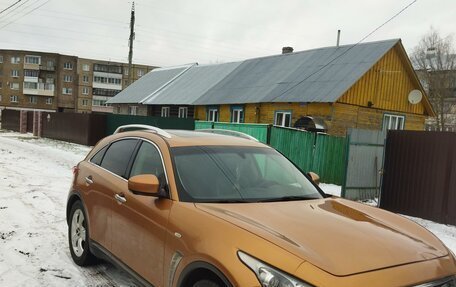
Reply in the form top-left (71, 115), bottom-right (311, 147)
top-left (196, 198), bottom-right (448, 276)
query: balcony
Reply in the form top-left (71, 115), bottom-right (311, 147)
top-left (39, 65), bottom-right (56, 72)
top-left (24, 63), bottom-right (40, 70)
top-left (23, 82), bottom-right (55, 97)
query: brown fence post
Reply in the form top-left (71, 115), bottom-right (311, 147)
top-left (19, 110), bottom-right (27, 133)
top-left (33, 111), bottom-right (43, 137)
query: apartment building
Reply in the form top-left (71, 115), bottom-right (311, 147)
top-left (0, 49), bottom-right (156, 114)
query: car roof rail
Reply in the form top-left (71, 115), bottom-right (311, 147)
top-left (113, 124), bottom-right (172, 138)
top-left (198, 129), bottom-right (259, 142)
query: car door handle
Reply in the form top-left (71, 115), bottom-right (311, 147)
top-left (85, 176), bottom-right (93, 185)
top-left (115, 194), bottom-right (127, 204)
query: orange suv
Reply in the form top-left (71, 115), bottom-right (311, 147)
top-left (67, 125), bottom-right (456, 287)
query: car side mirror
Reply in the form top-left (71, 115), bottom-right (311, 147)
top-left (308, 172), bottom-right (320, 186)
top-left (128, 174), bottom-right (160, 196)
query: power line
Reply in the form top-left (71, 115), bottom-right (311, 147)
top-left (0, 0), bottom-right (51, 30)
top-left (267, 0), bottom-right (419, 103)
top-left (0, 0), bottom-right (22, 15)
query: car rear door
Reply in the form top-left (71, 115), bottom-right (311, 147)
top-left (111, 138), bottom-right (173, 286)
top-left (82, 138), bottom-right (139, 253)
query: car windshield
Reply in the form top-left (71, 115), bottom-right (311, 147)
top-left (172, 146), bottom-right (323, 203)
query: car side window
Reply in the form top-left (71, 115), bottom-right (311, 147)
top-left (90, 146), bottom-right (107, 166)
top-left (100, 139), bottom-right (138, 178)
top-left (130, 141), bottom-right (166, 182)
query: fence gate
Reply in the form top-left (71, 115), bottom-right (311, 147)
top-left (342, 128), bottom-right (386, 201)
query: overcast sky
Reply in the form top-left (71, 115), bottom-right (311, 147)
top-left (0, 0), bottom-right (454, 67)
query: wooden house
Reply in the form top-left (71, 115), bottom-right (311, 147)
top-left (108, 39), bottom-right (434, 136)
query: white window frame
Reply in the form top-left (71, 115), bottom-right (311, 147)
top-left (383, 114), bottom-right (405, 131)
top-left (274, 111), bottom-right (292, 127)
top-left (129, 105), bottom-right (138, 115)
top-left (82, 87), bottom-right (89, 95)
top-left (63, 62), bottom-right (73, 70)
top-left (25, 55), bottom-right (41, 65)
top-left (207, 108), bottom-right (219, 122)
top-left (0, 55), bottom-right (3, 63)
top-left (137, 69), bottom-right (144, 77)
top-left (9, 82), bottom-right (19, 90)
top-left (45, 98), bottom-right (52, 105)
top-left (231, 108), bottom-right (243, 123)
top-left (178, 107), bottom-right (188, 118)
top-left (82, 64), bottom-right (90, 71)
top-left (63, 75), bottom-right (73, 82)
top-left (62, 87), bottom-right (73, 95)
top-left (82, 75), bottom-right (89, 83)
top-left (82, 99), bottom-right (89, 106)
top-left (29, 96), bottom-right (37, 104)
top-left (10, 95), bottom-right (18, 103)
top-left (11, 56), bottom-right (20, 64)
top-left (11, 70), bottom-right (19, 77)
top-left (161, 106), bottom-right (170, 117)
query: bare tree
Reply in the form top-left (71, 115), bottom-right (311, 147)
top-left (412, 28), bottom-right (456, 131)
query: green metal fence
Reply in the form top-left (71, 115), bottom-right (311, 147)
top-left (269, 126), bottom-right (316, 173)
top-left (311, 134), bottom-right (348, 185)
top-left (193, 122), bottom-right (348, 185)
top-left (213, 122), bottom-right (269, 143)
top-left (195, 121), bottom-right (214, 130)
top-left (106, 114), bottom-right (194, 135)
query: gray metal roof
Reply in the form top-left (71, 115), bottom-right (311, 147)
top-left (194, 39), bottom-right (399, 104)
top-left (108, 39), bottom-right (400, 105)
top-left (143, 62), bottom-right (242, 105)
top-left (107, 65), bottom-right (192, 104)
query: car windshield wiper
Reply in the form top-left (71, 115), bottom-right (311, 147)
top-left (255, 196), bottom-right (318, 202)
top-left (202, 199), bottom-right (252, 203)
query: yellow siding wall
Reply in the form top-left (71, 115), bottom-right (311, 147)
top-left (338, 45), bottom-right (426, 115)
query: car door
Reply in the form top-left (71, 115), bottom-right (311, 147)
top-left (82, 138), bottom-right (139, 253)
top-left (111, 139), bottom-right (173, 286)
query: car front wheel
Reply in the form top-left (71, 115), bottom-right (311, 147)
top-left (68, 201), bottom-right (96, 266)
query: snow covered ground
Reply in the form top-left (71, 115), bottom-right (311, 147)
top-left (0, 132), bottom-right (137, 287)
top-left (1, 131), bottom-right (456, 286)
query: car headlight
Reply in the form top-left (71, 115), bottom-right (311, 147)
top-left (238, 251), bottom-right (313, 287)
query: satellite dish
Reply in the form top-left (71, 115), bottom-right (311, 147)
top-left (408, 90), bottom-right (423, 104)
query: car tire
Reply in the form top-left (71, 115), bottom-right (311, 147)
top-left (192, 279), bottom-right (222, 287)
top-left (68, 200), bottom-right (97, 266)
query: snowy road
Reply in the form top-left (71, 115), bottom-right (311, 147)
top-left (1, 131), bottom-right (456, 286)
top-left (0, 132), bottom-right (137, 287)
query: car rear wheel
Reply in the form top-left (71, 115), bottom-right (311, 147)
top-left (192, 279), bottom-right (222, 287)
top-left (68, 201), bottom-right (96, 266)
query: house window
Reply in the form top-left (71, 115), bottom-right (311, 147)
top-left (124, 69), bottom-right (129, 76)
top-left (0, 82), bottom-right (2, 89)
top-left (161, 106), bottom-right (170, 117)
top-left (82, 99), bottom-right (89, 106)
top-left (64, 75), bottom-right (73, 82)
top-left (29, 96), bottom-right (37, 104)
top-left (274, 111), bottom-right (292, 127)
top-left (25, 55), bottom-right (41, 65)
top-left (82, 64), bottom-right (90, 71)
top-left (207, 107), bottom-right (219, 122)
top-left (11, 56), bottom-right (20, 64)
top-left (62, 87), bottom-right (72, 95)
top-left (63, 62), bottom-right (73, 70)
top-left (137, 69), bottom-right (144, 77)
top-left (10, 95), bottom-right (18, 103)
top-left (129, 106), bottom-right (138, 115)
top-left (383, 114), bottom-right (405, 131)
top-left (9, 82), bottom-right (19, 90)
top-left (24, 70), bottom-right (39, 77)
top-left (82, 87), bottom-right (89, 95)
top-left (11, 70), bottom-right (19, 77)
top-left (231, 107), bottom-right (244, 123)
top-left (0, 55), bottom-right (3, 63)
top-left (45, 98), bottom-right (52, 105)
top-left (178, 107), bottom-right (188, 118)
top-left (82, 75), bottom-right (89, 83)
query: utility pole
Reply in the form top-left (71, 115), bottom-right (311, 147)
top-left (127, 2), bottom-right (135, 86)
